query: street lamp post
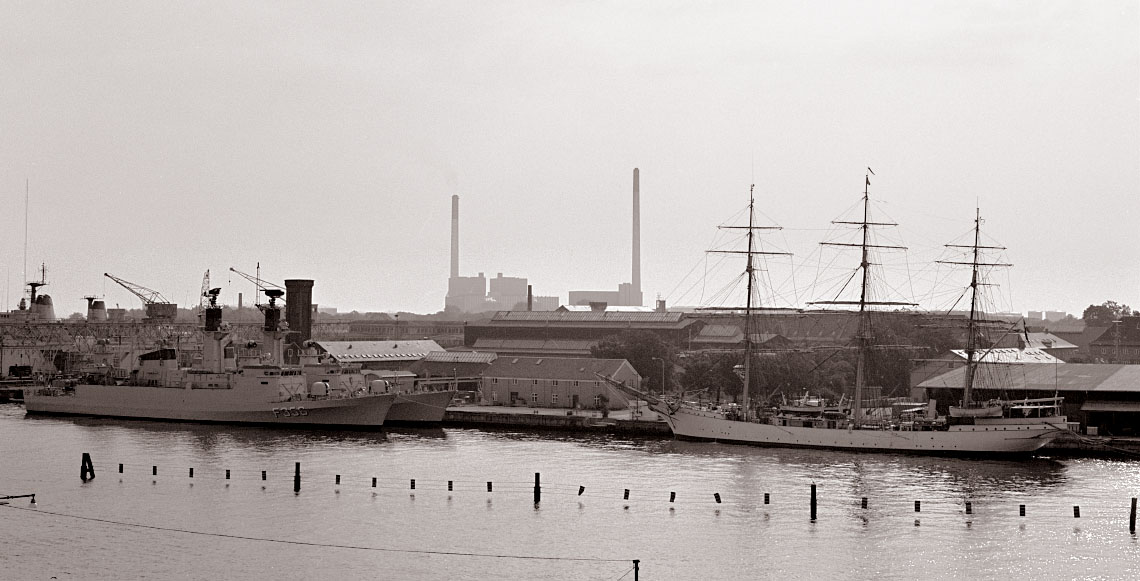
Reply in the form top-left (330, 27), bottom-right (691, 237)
top-left (651, 357), bottom-right (665, 396)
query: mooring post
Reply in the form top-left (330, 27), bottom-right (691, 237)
top-left (487, 481), bottom-right (493, 492)
top-left (533, 472), bottom-right (541, 505)
top-left (261, 470), bottom-right (267, 481)
top-left (669, 491), bottom-right (676, 503)
top-left (623, 489), bottom-right (630, 501)
top-left (372, 477), bottom-right (377, 488)
top-left (448, 480), bottom-right (453, 491)
top-left (411, 479), bottom-right (416, 490)
top-left (861, 497), bottom-right (867, 509)
top-left (294, 462), bottom-right (301, 493)
top-left (915, 501), bottom-right (921, 513)
top-left (335, 474), bottom-right (341, 485)
top-left (1073, 506), bottom-right (1080, 518)
top-left (633, 559), bottom-right (640, 581)
top-left (152, 466), bottom-right (157, 476)
top-left (189, 468), bottom-right (194, 478)
top-left (226, 469), bottom-right (230, 480)
top-left (118, 463), bottom-right (123, 474)
top-left (1019, 504), bottom-right (1026, 517)
top-left (714, 493), bottom-right (721, 504)
top-left (764, 493), bottom-right (770, 505)
top-left (80, 453), bottom-right (95, 482)
top-left (1131, 498), bottom-right (1137, 534)
top-left (578, 485), bottom-right (585, 496)
top-left (810, 483), bottom-right (817, 521)
top-left (965, 501), bottom-right (972, 515)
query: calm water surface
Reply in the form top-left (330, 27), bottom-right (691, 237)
top-left (1, 403), bottom-right (1138, 580)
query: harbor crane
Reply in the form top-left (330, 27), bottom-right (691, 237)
top-left (103, 272), bottom-right (178, 320)
top-left (228, 266), bottom-right (285, 310)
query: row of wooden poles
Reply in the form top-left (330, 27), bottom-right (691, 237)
top-left (81, 454), bottom-right (1139, 532)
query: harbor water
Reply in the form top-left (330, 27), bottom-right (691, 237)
top-left (1, 403), bottom-right (1138, 580)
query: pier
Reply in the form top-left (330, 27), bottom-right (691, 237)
top-left (443, 405), bottom-right (671, 436)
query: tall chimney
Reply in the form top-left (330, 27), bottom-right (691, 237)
top-left (632, 168), bottom-right (641, 304)
top-left (450, 195), bottom-right (460, 278)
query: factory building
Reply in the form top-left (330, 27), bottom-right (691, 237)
top-left (444, 194), bottom-right (558, 313)
top-left (480, 356), bottom-right (638, 410)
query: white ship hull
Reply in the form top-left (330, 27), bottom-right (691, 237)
top-left (386, 391), bottom-right (455, 424)
top-left (25, 384), bottom-right (396, 427)
top-left (655, 404), bottom-right (1068, 455)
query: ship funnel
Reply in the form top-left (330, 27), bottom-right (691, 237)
top-left (284, 279), bottom-right (314, 342)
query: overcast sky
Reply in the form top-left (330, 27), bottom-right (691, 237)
top-left (2, 1), bottom-right (1137, 318)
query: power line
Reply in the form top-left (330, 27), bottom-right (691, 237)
top-left (1, 504), bottom-right (631, 563)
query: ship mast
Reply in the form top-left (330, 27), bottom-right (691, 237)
top-left (811, 172), bottom-right (913, 427)
top-left (939, 209), bottom-right (1009, 409)
top-left (708, 184), bottom-right (789, 420)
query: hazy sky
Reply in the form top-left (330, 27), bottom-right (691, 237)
top-left (2, 1), bottom-right (1137, 318)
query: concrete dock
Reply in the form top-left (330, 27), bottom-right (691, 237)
top-left (443, 405), bottom-right (671, 436)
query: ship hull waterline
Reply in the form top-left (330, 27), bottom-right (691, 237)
top-left (24, 384), bottom-right (397, 428)
top-left (384, 391), bottom-right (457, 424)
top-left (652, 403), bottom-right (1069, 456)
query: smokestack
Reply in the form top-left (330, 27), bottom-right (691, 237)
top-left (284, 279), bottom-right (314, 342)
top-left (451, 195), bottom-right (460, 278)
top-left (632, 168), bottom-right (641, 303)
top-left (527, 284), bottom-right (533, 311)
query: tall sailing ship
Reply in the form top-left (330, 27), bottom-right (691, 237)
top-left (620, 175), bottom-right (1069, 454)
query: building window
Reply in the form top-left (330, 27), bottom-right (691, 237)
top-left (574, 380), bottom-right (579, 387)
top-left (552, 380), bottom-right (559, 386)
top-left (492, 391), bottom-right (497, 402)
top-left (531, 393), bottom-right (538, 404)
top-left (552, 394), bottom-right (559, 405)
top-left (533, 379), bottom-right (538, 385)
top-left (492, 378), bottom-right (498, 384)
top-left (593, 395), bottom-right (601, 407)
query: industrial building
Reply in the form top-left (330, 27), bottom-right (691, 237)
top-left (444, 195), bottom-right (558, 313)
top-left (480, 355), bottom-right (639, 410)
top-left (568, 168), bottom-right (644, 307)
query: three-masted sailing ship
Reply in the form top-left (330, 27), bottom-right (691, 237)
top-left (618, 175), bottom-right (1069, 454)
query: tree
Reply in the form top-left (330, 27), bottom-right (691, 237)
top-left (590, 331), bottom-right (676, 393)
top-left (678, 352), bottom-right (741, 401)
top-left (1082, 301), bottom-right (1133, 326)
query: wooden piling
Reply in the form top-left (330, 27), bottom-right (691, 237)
top-left (448, 480), bottom-right (453, 491)
top-left (1130, 498), bottom-right (1137, 534)
top-left (633, 559), bottom-right (639, 581)
top-left (226, 470), bottom-right (230, 480)
top-left (261, 470), bottom-right (267, 481)
top-left (915, 501), bottom-right (921, 513)
top-left (965, 501), bottom-right (972, 515)
top-left (80, 453), bottom-right (95, 482)
top-left (810, 484), bottom-right (817, 521)
top-left (764, 493), bottom-right (770, 505)
top-left (410, 479), bottom-right (416, 490)
top-left (669, 492), bottom-right (676, 503)
top-left (118, 463), bottom-right (123, 474)
top-left (1019, 504), bottom-right (1025, 517)
top-left (714, 493), bottom-right (721, 504)
top-left (533, 473), bottom-right (541, 504)
top-left (152, 466), bottom-right (157, 476)
top-left (372, 477), bottom-right (377, 488)
top-left (487, 482), bottom-right (493, 492)
top-left (335, 474), bottom-right (341, 485)
top-left (189, 468), bottom-right (194, 478)
top-left (1073, 506), bottom-right (1080, 518)
top-left (861, 497), bottom-right (867, 509)
top-left (578, 486), bottom-right (584, 496)
top-left (624, 489), bottom-right (630, 501)
top-left (293, 462), bottom-right (300, 493)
